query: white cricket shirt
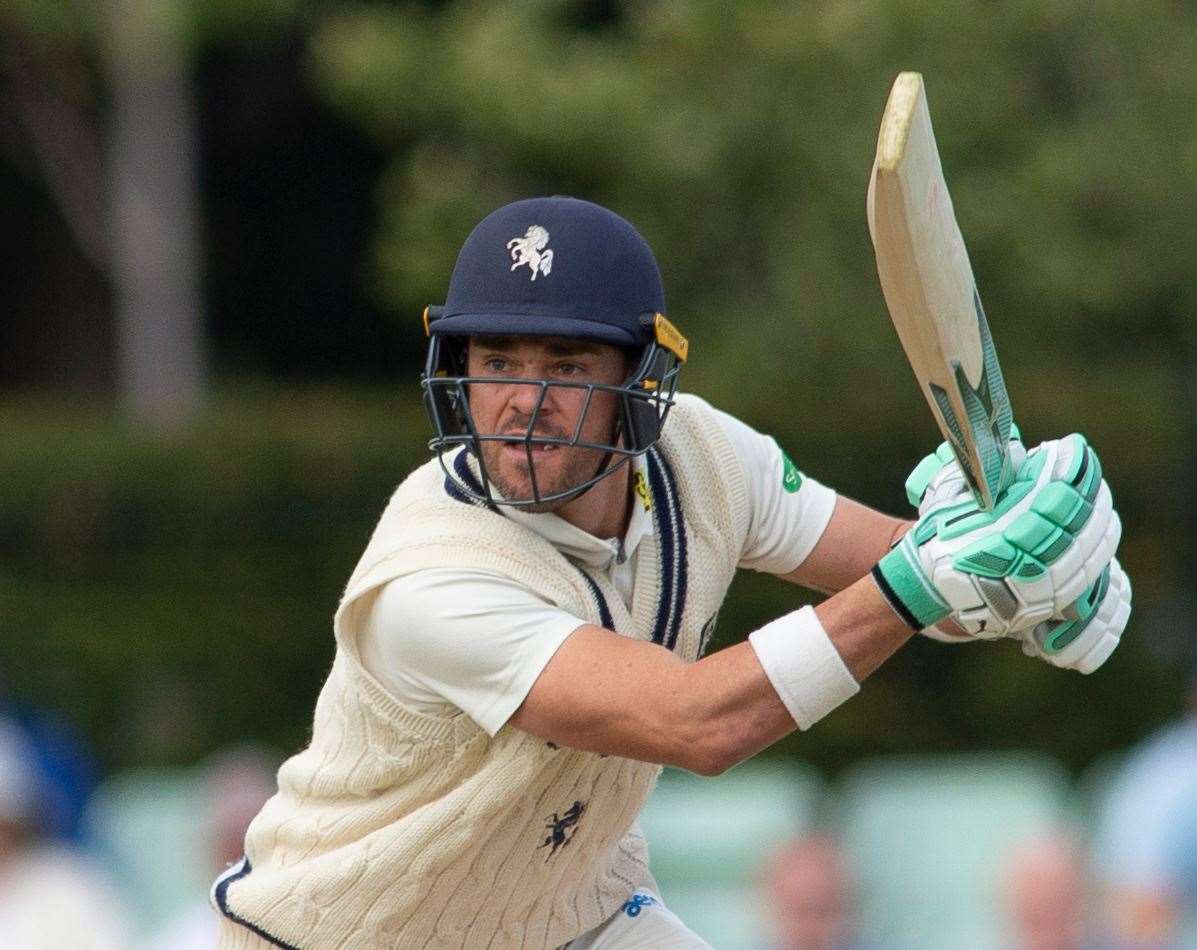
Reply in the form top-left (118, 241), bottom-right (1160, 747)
top-left (358, 400), bottom-right (837, 735)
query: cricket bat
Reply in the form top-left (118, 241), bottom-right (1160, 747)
top-left (867, 72), bottom-right (1015, 511)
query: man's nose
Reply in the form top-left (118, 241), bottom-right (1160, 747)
top-left (505, 379), bottom-right (554, 419)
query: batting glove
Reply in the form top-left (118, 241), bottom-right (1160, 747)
top-left (873, 433), bottom-right (1121, 639)
top-left (1015, 556), bottom-right (1131, 673)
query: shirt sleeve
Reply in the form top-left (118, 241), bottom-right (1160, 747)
top-left (704, 404), bottom-right (838, 575)
top-left (357, 568), bottom-right (588, 736)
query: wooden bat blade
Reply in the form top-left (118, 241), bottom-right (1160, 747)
top-left (868, 72), bottom-right (1015, 511)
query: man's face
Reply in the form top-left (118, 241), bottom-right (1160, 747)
top-left (465, 336), bottom-right (630, 510)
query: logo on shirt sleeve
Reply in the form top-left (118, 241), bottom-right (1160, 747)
top-left (781, 451), bottom-right (804, 493)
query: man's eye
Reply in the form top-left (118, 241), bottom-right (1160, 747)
top-left (482, 358), bottom-right (509, 373)
top-left (556, 363), bottom-right (583, 376)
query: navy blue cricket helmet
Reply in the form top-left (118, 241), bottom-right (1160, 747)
top-left (422, 196), bottom-right (689, 507)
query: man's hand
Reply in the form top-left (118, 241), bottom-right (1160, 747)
top-left (899, 433), bottom-right (1132, 672)
top-left (873, 434), bottom-right (1122, 642)
top-left (1016, 556), bottom-right (1131, 673)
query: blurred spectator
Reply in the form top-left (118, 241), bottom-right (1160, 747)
top-left (0, 716), bottom-right (132, 949)
top-left (1094, 682), bottom-right (1197, 949)
top-left (138, 745), bottom-right (277, 950)
top-left (760, 833), bottom-right (864, 950)
top-left (0, 676), bottom-right (98, 841)
top-left (1001, 832), bottom-right (1106, 950)
top-left (11, 708), bottom-right (99, 841)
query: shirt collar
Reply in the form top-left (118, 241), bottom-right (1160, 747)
top-left (502, 453), bottom-right (655, 569)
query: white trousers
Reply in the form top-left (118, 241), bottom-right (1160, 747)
top-left (563, 888), bottom-right (712, 950)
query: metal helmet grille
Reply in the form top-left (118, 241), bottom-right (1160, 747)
top-left (422, 337), bottom-right (682, 508)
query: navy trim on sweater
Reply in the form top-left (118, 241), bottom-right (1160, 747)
top-left (212, 857), bottom-right (299, 949)
top-left (443, 450), bottom-right (504, 513)
top-left (575, 566), bottom-right (614, 630)
top-left (645, 448), bottom-right (688, 652)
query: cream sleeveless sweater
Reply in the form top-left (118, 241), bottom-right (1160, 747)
top-left (213, 395), bottom-right (750, 949)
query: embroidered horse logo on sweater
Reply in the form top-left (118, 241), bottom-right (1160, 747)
top-left (539, 800), bottom-right (587, 859)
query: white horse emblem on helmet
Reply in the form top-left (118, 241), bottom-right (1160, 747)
top-left (507, 226), bottom-right (554, 281)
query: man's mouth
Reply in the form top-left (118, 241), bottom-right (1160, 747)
top-left (501, 441), bottom-right (560, 456)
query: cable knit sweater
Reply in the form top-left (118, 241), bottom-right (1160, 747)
top-left (213, 395), bottom-right (750, 949)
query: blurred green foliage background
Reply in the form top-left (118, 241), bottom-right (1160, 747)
top-left (0, 0), bottom-right (1193, 778)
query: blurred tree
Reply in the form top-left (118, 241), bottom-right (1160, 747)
top-left (102, 0), bottom-right (206, 431)
top-left (2, 0), bottom-right (207, 429)
top-left (196, 33), bottom-right (396, 380)
top-left (0, 0), bottom-right (340, 429)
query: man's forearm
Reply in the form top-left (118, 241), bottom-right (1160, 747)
top-left (513, 567), bottom-right (916, 776)
top-left (697, 572), bottom-right (915, 772)
top-left (814, 571), bottom-right (916, 680)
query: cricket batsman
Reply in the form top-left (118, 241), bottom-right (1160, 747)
top-left (212, 196), bottom-right (1130, 949)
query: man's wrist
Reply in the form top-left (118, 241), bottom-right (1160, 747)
top-left (873, 535), bottom-right (951, 631)
top-left (747, 606), bottom-right (860, 731)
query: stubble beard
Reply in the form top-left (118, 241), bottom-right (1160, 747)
top-left (479, 440), bottom-right (609, 512)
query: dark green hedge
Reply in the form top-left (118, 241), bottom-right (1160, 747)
top-left (0, 387), bottom-right (428, 769)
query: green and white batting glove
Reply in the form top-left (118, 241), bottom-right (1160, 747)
top-left (901, 434), bottom-right (1132, 671)
top-left (872, 433), bottom-right (1121, 639)
top-left (1016, 556), bottom-right (1131, 673)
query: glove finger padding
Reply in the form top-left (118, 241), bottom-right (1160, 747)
top-left (876, 434), bottom-right (1121, 637)
top-left (1021, 557), bottom-right (1131, 673)
top-left (908, 435), bottom-right (1027, 516)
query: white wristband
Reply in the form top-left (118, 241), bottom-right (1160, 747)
top-left (747, 605), bottom-right (859, 731)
